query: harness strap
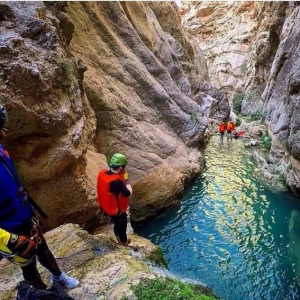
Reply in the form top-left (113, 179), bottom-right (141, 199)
top-left (0, 151), bottom-right (48, 220)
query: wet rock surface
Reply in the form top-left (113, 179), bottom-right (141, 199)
top-left (0, 223), bottom-right (165, 300)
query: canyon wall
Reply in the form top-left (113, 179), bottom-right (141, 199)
top-left (0, 1), bottom-right (229, 230)
top-left (263, 3), bottom-right (300, 193)
top-left (181, 1), bottom-right (289, 117)
top-left (181, 1), bottom-right (300, 193)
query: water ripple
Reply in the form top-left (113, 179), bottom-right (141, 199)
top-left (136, 136), bottom-right (300, 300)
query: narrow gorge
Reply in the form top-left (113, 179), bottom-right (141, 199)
top-left (1, 1), bottom-right (300, 300)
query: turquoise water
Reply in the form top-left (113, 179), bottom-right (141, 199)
top-left (134, 136), bottom-right (300, 300)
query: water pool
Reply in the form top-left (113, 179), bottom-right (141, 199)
top-left (134, 136), bottom-right (300, 300)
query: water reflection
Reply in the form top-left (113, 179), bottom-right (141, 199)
top-left (135, 136), bottom-right (300, 300)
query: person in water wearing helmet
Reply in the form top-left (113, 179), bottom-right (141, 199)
top-left (0, 104), bottom-right (79, 289)
top-left (97, 153), bottom-right (133, 246)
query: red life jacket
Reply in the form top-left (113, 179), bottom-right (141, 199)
top-left (226, 123), bottom-right (233, 131)
top-left (219, 123), bottom-right (225, 132)
top-left (97, 170), bottom-right (129, 215)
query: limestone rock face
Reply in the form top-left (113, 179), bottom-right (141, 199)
top-left (181, 1), bottom-right (300, 192)
top-left (181, 1), bottom-right (258, 98)
top-left (67, 1), bottom-right (230, 223)
top-left (263, 4), bottom-right (300, 193)
top-left (241, 2), bottom-right (289, 116)
top-left (0, 1), bottom-right (229, 227)
top-left (181, 1), bottom-right (288, 116)
top-left (0, 224), bottom-right (165, 300)
top-left (0, 1), bottom-right (98, 230)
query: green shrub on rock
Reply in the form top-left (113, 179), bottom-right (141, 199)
top-left (145, 247), bottom-right (168, 269)
top-left (261, 132), bottom-right (271, 150)
top-left (232, 93), bottom-right (244, 114)
top-left (234, 117), bottom-right (241, 127)
top-left (123, 277), bottom-right (219, 300)
top-left (250, 110), bottom-right (263, 121)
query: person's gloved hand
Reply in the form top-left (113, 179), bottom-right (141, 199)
top-left (6, 233), bottom-right (37, 259)
top-left (122, 171), bottom-right (129, 181)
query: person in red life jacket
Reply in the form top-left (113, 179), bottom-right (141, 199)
top-left (233, 130), bottom-right (245, 139)
top-left (0, 104), bottom-right (79, 289)
top-left (218, 121), bottom-right (226, 141)
top-left (97, 153), bottom-right (133, 246)
top-left (226, 121), bottom-right (234, 140)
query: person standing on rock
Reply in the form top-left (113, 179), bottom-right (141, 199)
top-left (97, 153), bottom-right (132, 246)
top-left (0, 104), bottom-right (79, 289)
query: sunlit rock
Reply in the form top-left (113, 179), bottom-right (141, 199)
top-left (0, 224), bottom-right (167, 300)
top-left (0, 1), bottom-right (229, 228)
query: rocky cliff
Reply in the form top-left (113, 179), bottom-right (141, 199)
top-left (0, 1), bottom-right (229, 230)
top-left (263, 3), bottom-right (300, 194)
top-left (0, 223), bottom-right (218, 300)
top-left (181, 1), bottom-right (257, 98)
top-left (181, 1), bottom-right (300, 193)
top-left (181, 1), bottom-right (288, 116)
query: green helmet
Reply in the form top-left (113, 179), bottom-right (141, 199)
top-left (109, 153), bottom-right (128, 168)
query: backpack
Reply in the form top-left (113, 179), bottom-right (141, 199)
top-left (16, 280), bottom-right (75, 300)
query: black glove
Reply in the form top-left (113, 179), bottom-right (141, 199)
top-left (7, 233), bottom-right (37, 259)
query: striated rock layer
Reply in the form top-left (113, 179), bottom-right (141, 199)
top-left (181, 1), bottom-right (300, 193)
top-left (263, 4), bottom-right (300, 194)
top-left (0, 1), bottom-right (230, 229)
top-left (0, 224), bottom-right (218, 300)
top-left (181, 1), bottom-right (289, 116)
top-left (0, 224), bottom-right (178, 299)
top-left (181, 1), bottom-right (258, 97)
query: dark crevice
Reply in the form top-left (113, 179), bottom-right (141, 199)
top-left (0, 4), bottom-right (15, 21)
